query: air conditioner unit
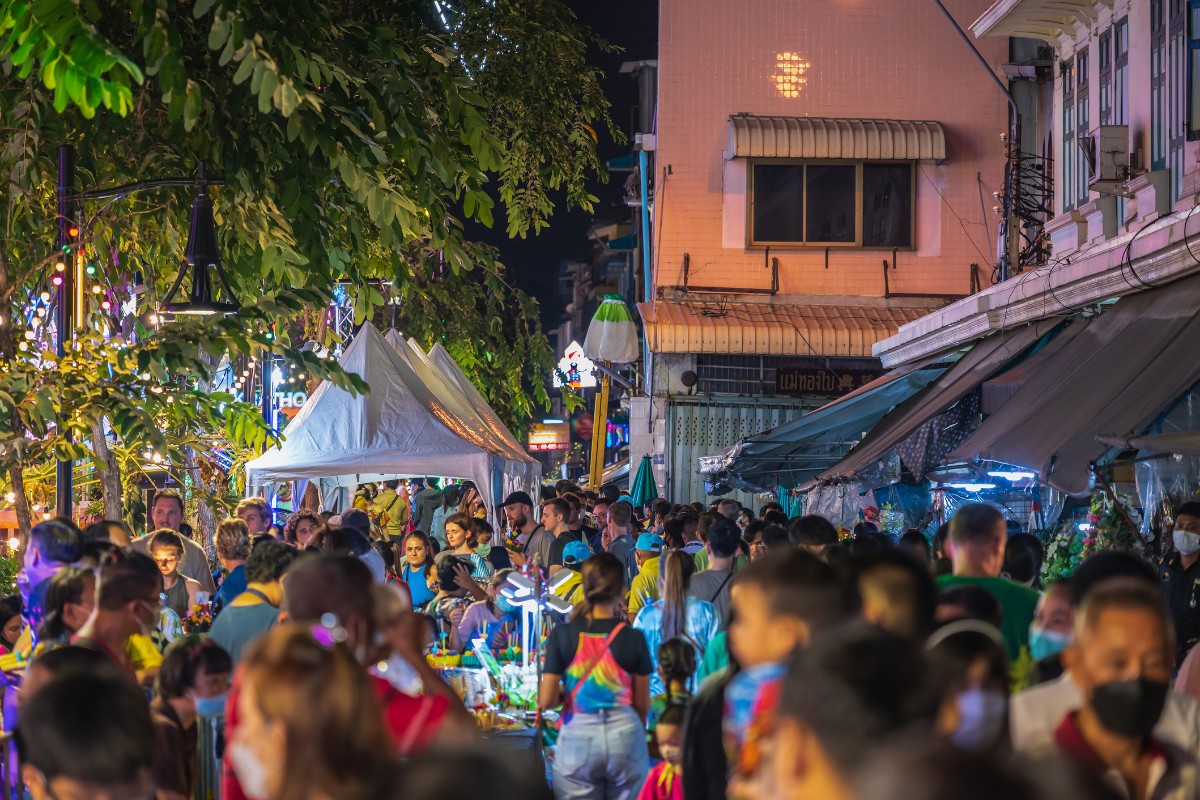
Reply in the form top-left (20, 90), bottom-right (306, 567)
top-left (1077, 125), bottom-right (1132, 196)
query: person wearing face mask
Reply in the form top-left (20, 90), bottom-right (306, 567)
top-left (72, 553), bottom-right (163, 679)
top-left (151, 637), bottom-right (233, 800)
top-left (927, 620), bottom-right (1011, 755)
top-left (1027, 579), bottom-right (1075, 685)
top-left (1160, 502), bottom-right (1200, 668)
top-left (17, 668), bottom-right (156, 800)
top-left (450, 569), bottom-right (520, 652)
top-left (637, 703), bottom-right (686, 800)
top-left (229, 624), bottom-right (393, 800)
top-left (18, 519), bottom-right (83, 635)
top-left (221, 555), bottom-right (475, 800)
top-left (1051, 578), bottom-right (1200, 798)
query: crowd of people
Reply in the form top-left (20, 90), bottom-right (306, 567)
top-left (5, 478), bottom-right (1200, 800)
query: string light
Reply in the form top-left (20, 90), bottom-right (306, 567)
top-left (39, 292), bottom-right (49, 302)
top-left (51, 275), bottom-right (63, 286)
top-left (4, 493), bottom-right (13, 503)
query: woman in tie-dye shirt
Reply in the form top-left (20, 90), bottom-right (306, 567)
top-left (540, 553), bottom-right (653, 800)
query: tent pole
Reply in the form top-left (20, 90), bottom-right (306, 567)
top-left (588, 373), bottom-right (611, 488)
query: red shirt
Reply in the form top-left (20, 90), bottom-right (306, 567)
top-left (1054, 711), bottom-right (1173, 774)
top-left (221, 667), bottom-right (450, 800)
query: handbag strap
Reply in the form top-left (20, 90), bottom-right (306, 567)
top-left (565, 622), bottom-right (627, 712)
top-left (709, 572), bottom-right (733, 604)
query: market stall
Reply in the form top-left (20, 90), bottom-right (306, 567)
top-left (246, 323), bottom-right (540, 516)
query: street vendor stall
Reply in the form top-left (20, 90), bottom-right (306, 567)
top-left (246, 323), bottom-right (540, 516)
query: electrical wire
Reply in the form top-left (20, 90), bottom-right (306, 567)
top-left (918, 164), bottom-right (994, 266)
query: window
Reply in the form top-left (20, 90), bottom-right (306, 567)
top-left (1076, 47), bottom-right (1090, 205)
top-left (1062, 58), bottom-right (1076, 211)
top-left (1153, 0), bottom-right (1168, 170)
top-left (1115, 17), bottom-right (1129, 126)
top-left (1191, 0), bottom-right (1200, 139)
top-left (1100, 29), bottom-right (1113, 125)
top-left (1171, 0), bottom-right (1187, 196)
top-left (748, 161), bottom-right (914, 248)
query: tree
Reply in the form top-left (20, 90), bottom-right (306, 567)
top-left (0, 0), bottom-right (611, 532)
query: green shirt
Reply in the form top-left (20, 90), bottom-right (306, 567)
top-left (936, 574), bottom-right (1040, 661)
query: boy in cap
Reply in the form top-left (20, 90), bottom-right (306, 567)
top-left (628, 533), bottom-right (664, 616)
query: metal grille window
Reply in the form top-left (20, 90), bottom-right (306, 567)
top-left (1100, 29), bottom-right (1113, 125)
top-left (749, 161), bottom-right (914, 248)
top-left (1171, 0), bottom-right (1187, 196)
top-left (1062, 58), bottom-right (1076, 211)
top-left (1076, 47), bottom-right (1090, 205)
top-left (1153, 0), bottom-right (1169, 171)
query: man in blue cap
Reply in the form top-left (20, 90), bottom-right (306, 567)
top-left (628, 532), bottom-right (664, 616)
top-left (551, 540), bottom-right (593, 608)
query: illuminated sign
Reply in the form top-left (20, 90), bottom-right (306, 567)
top-left (528, 421), bottom-right (570, 452)
top-left (274, 391), bottom-right (309, 420)
top-left (552, 340), bottom-right (597, 389)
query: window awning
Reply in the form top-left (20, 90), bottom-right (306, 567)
top-left (810, 318), bottom-right (1064, 488)
top-left (709, 365), bottom-right (950, 492)
top-left (729, 115), bottom-right (947, 161)
top-left (638, 301), bottom-right (932, 358)
top-left (948, 273), bottom-right (1200, 495)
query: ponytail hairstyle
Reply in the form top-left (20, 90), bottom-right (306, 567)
top-left (657, 638), bottom-right (697, 698)
top-left (658, 550), bottom-right (696, 642)
top-left (572, 552), bottom-right (626, 622)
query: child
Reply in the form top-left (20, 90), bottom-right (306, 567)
top-left (637, 704), bottom-right (685, 800)
top-left (724, 551), bottom-right (858, 797)
top-left (648, 638), bottom-right (696, 753)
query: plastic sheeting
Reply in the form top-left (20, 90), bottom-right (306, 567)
top-left (1134, 387), bottom-right (1200, 535)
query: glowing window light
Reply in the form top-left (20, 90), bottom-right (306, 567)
top-left (771, 51), bottom-right (812, 99)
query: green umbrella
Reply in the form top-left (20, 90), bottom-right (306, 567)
top-left (630, 454), bottom-right (659, 510)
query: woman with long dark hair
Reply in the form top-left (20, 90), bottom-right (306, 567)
top-left (540, 553), bottom-right (651, 800)
top-left (632, 550), bottom-right (719, 696)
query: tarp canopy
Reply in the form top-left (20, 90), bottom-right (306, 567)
top-left (811, 319), bottom-right (1064, 488)
top-left (949, 274), bottom-right (1200, 494)
top-left (247, 324), bottom-right (538, 512)
top-left (713, 365), bottom-right (949, 492)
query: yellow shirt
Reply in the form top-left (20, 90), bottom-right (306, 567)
top-left (126, 634), bottom-right (163, 670)
top-left (552, 570), bottom-right (584, 607)
top-left (627, 556), bottom-right (661, 617)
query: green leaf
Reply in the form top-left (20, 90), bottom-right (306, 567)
top-left (231, 53), bottom-right (255, 84)
top-left (258, 69), bottom-right (278, 113)
top-left (207, 14), bottom-right (229, 50)
top-left (193, 0), bottom-right (218, 18)
top-left (183, 79), bottom-right (201, 131)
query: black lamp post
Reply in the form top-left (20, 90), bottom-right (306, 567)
top-left (54, 146), bottom-right (240, 518)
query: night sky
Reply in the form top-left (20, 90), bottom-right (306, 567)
top-left (469, 0), bottom-right (659, 329)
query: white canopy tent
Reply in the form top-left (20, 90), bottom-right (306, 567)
top-left (246, 323), bottom-right (539, 515)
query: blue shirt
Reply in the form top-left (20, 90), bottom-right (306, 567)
top-left (213, 565), bottom-right (247, 615)
top-left (632, 596), bottom-right (721, 696)
top-left (402, 563), bottom-right (435, 609)
top-left (208, 599), bottom-right (279, 664)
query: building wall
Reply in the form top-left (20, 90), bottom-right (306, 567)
top-left (1048, 0), bottom-right (1198, 220)
top-left (654, 0), bottom-right (1011, 300)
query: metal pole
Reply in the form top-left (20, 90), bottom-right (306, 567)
top-left (587, 374), bottom-right (610, 488)
top-left (55, 145), bottom-right (75, 520)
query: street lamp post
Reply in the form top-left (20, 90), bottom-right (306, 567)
top-left (53, 144), bottom-right (238, 519)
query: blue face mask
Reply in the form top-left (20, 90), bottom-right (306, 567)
top-left (194, 693), bottom-right (228, 718)
top-left (496, 595), bottom-right (519, 615)
top-left (1028, 625), bottom-right (1070, 662)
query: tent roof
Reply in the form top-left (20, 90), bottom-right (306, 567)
top-left (247, 324), bottom-right (515, 484)
top-left (425, 340), bottom-right (532, 462)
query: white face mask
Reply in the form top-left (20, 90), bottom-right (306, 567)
top-left (227, 740), bottom-right (272, 800)
top-left (951, 688), bottom-right (1007, 751)
top-left (1174, 528), bottom-right (1200, 556)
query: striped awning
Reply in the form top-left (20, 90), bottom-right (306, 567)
top-left (729, 116), bottom-right (947, 161)
top-left (637, 301), bottom-right (932, 358)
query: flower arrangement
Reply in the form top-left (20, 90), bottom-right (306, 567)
top-left (1041, 492), bottom-right (1144, 584)
top-left (182, 603), bottom-right (213, 635)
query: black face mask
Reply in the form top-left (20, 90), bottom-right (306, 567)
top-left (1091, 678), bottom-right (1169, 738)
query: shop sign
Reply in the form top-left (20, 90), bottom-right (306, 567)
top-left (776, 367), bottom-right (880, 397)
top-left (275, 391), bottom-right (309, 420)
top-left (528, 421), bottom-right (570, 451)
top-left (552, 340), bottom-right (597, 389)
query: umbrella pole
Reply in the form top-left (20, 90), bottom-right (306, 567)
top-left (588, 373), bottom-right (611, 488)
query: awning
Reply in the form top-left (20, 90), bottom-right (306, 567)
top-left (713, 365), bottom-right (949, 491)
top-left (949, 273), bottom-right (1200, 494)
top-left (971, 0), bottom-right (1093, 44)
top-left (812, 318), bottom-right (1063, 487)
top-left (1096, 431), bottom-right (1200, 458)
top-left (729, 115), bottom-right (947, 160)
top-left (638, 301), bottom-right (931, 357)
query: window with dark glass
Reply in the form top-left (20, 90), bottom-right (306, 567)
top-left (748, 161), bottom-right (914, 247)
top-left (1100, 29), bottom-right (1113, 125)
top-left (1062, 58), bottom-right (1076, 211)
top-left (1191, 0), bottom-right (1200, 138)
top-left (1076, 47), bottom-right (1090, 204)
top-left (1171, 0), bottom-right (1186, 196)
top-left (1153, 0), bottom-right (1168, 170)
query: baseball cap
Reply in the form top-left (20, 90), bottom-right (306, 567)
top-left (501, 491), bottom-right (534, 508)
top-left (562, 541), bottom-right (592, 568)
top-left (635, 533), bottom-right (663, 553)
top-left (334, 508), bottom-right (371, 536)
